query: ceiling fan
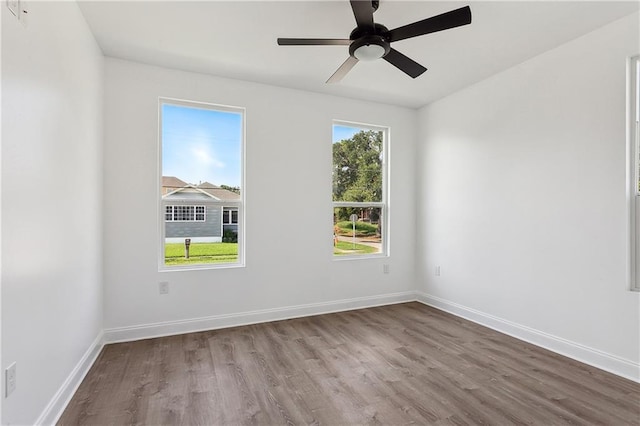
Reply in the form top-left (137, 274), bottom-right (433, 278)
top-left (277, 0), bottom-right (472, 83)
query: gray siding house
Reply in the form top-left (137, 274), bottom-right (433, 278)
top-left (162, 177), bottom-right (240, 243)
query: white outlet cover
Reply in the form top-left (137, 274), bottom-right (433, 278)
top-left (6, 362), bottom-right (16, 397)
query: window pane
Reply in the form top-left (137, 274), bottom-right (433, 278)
top-left (195, 206), bottom-right (206, 221)
top-left (231, 209), bottom-right (238, 224)
top-left (333, 126), bottom-right (383, 203)
top-left (333, 207), bottom-right (383, 256)
top-left (174, 205), bottom-right (193, 221)
top-left (161, 101), bottom-right (243, 267)
top-left (633, 56), bottom-right (640, 290)
top-left (332, 122), bottom-right (387, 258)
top-left (635, 57), bottom-right (640, 193)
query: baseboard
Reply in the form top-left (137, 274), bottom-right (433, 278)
top-left (415, 292), bottom-right (640, 383)
top-left (103, 291), bottom-right (416, 344)
top-left (35, 331), bottom-right (105, 425)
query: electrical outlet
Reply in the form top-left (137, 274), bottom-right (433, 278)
top-left (383, 264), bottom-right (390, 274)
top-left (435, 266), bottom-right (441, 276)
top-left (159, 281), bottom-right (169, 295)
top-left (6, 362), bottom-right (16, 397)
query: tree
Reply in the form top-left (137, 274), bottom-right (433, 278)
top-left (332, 130), bottom-right (383, 221)
top-left (220, 184), bottom-right (240, 195)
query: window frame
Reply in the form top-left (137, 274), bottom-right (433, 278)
top-left (332, 120), bottom-right (389, 260)
top-left (222, 208), bottom-right (239, 225)
top-left (158, 97), bottom-right (245, 271)
top-left (628, 55), bottom-right (639, 291)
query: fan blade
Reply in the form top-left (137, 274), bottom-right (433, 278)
top-left (327, 56), bottom-right (359, 83)
top-left (383, 48), bottom-right (427, 78)
top-left (387, 6), bottom-right (472, 43)
top-left (350, 0), bottom-right (374, 30)
top-left (277, 38), bottom-right (351, 46)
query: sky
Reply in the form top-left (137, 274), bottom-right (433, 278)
top-left (162, 104), bottom-right (242, 187)
top-left (333, 124), bottom-right (361, 143)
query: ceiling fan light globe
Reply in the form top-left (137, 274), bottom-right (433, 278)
top-left (354, 44), bottom-right (386, 61)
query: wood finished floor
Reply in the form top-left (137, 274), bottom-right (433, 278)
top-left (59, 302), bottom-right (640, 425)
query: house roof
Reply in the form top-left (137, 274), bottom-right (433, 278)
top-left (197, 182), bottom-right (240, 201)
top-left (163, 185), bottom-right (218, 201)
top-left (162, 176), bottom-right (188, 192)
top-left (161, 177), bottom-right (240, 201)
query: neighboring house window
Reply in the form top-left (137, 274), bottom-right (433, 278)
top-left (332, 121), bottom-right (388, 258)
top-left (160, 99), bottom-right (244, 269)
top-left (223, 208), bottom-right (238, 225)
top-left (165, 205), bottom-right (206, 222)
top-left (630, 56), bottom-right (640, 291)
top-left (195, 206), bottom-right (206, 221)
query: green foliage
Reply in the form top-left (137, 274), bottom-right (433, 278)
top-left (220, 185), bottom-right (241, 195)
top-left (335, 221), bottom-right (378, 236)
top-left (333, 240), bottom-right (378, 255)
top-left (333, 130), bottom-right (383, 204)
top-left (222, 229), bottom-right (238, 243)
top-left (165, 242), bottom-right (238, 265)
top-left (334, 207), bottom-right (358, 222)
top-left (334, 207), bottom-right (382, 228)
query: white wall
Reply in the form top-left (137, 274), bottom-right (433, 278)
top-left (103, 58), bottom-right (417, 335)
top-left (417, 13), bottom-right (640, 379)
top-left (1, 2), bottom-right (104, 424)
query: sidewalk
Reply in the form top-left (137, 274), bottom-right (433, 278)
top-left (336, 235), bottom-right (382, 252)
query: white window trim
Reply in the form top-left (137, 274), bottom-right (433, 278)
top-left (628, 55), bottom-right (639, 291)
top-left (158, 98), bottom-right (246, 271)
top-left (332, 120), bottom-right (389, 260)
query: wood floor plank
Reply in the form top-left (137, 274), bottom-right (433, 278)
top-left (58, 303), bottom-right (640, 425)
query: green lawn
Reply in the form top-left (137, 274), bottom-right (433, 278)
top-left (165, 242), bottom-right (238, 265)
top-left (165, 240), bottom-right (376, 263)
top-left (334, 240), bottom-right (379, 255)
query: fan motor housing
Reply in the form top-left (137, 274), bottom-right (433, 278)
top-left (349, 23), bottom-right (389, 41)
top-left (349, 22), bottom-right (390, 59)
top-left (349, 34), bottom-right (390, 59)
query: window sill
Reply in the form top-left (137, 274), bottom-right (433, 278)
top-left (159, 262), bottom-right (245, 272)
top-left (333, 253), bottom-right (388, 261)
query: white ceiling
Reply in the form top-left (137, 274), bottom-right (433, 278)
top-left (78, 1), bottom-right (639, 109)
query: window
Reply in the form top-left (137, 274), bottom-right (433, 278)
top-left (160, 99), bottom-right (244, 269)
top-left (332, 121), bottom-right (388, 258)
top-left (223, 208), bottom-right (238, 225)
top-left (165, 205), bottom-right (206, 222)
top-left (630, 56), bottom-right (640, 291)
